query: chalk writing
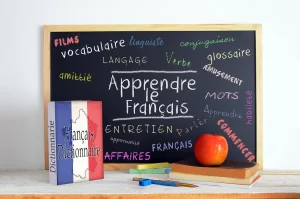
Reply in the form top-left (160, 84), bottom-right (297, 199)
top-left (207, 49), bottom-right (251, 65)
top-left (105, 124), bottom-right (172, 134)
top-left (151, 140), bottom-right (193, 152)
top-left (204, 104), bottom-right (242, 119)
top-left (104, 152), bottom-right (151, 161)
top-left (102, 56), bottom-right (147, 66)
top-left (166, 52), bottom-right (191, 67)
top-left (202, 64), bottom-right (243, 86)
top-left (59, 72), bottom-right (92, 82)
top-left (205, 92), bottom-right (238, 100)
top-left (108, 72), bottom-right (197, 120)
top-left (176, 118), bottom-right (207, 136)
top-left (129, 36), bottom-right (164, 48)
top-left (245, 91), bottom-right (253, 124)
top-left (179, 36), bottom-right (235, 50)
top-left (54, 36), bottom-right (80, 47)
top-left (60, 39), bottom-right (126, 58)
top-left (217, 119), bottom-right (255, 162)
top-left (110, 137), bottom-right (140, 145)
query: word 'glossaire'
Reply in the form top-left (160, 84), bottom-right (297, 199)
top-left (207, 48), bottom-right (251, 65)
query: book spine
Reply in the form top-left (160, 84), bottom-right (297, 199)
top-left (48, 102), bottom-right (57, 185)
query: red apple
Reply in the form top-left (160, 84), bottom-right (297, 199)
top-left (194, 133), bottom-right (228, 166)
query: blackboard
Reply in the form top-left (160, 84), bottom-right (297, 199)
top-left (44, 25), bottom-right (263, 170)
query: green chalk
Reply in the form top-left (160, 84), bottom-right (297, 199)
top-left (129, 168), bottom-right (168, 174)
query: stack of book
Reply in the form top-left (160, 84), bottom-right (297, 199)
top-left (168, 156), bottom-right (261, 188)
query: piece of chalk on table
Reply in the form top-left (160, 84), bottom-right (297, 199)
top-left (136, 162), bottom-right (170, 170)
top-left (139, 179), bottom-right (152, 186)
top-left (130, 168), bottom-right (167, 174)
top-left (165, 168), bottom-right (172, 174)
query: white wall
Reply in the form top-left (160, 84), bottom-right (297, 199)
top-left (0, 0), bottom-right (299, 171)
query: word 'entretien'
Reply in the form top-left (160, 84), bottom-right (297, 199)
top-left (59, 72), bottom-right (92, 82)
top-left (217, 119), bottom-right (255, 162)
top-left (105, 124), bottom-right (172, 134)
top-left (245, 90), bottom-right (253, 125)
top-left (179, 36), bottom-right (235, 50)
top-left (207, 49), bottom-right (251, 66)
top-left (152, 140), bottom-right (192, 152)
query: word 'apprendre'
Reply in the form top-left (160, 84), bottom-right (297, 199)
top-left (129, 36), bottom-right (164, 48)
top-left (108, 75), bottom-right (196, 117)
top-left (217, 119), bottom-right (255, 162)
top-left (54, 36), bottom-right (79, 47)
top-left (60, 39), bottom-right (126, 58)
top-left (205, 92), bottom-right (238, 100)
top-left (204, 104), bottom-right (242, 119)
top-left (207, 49), bottom-right (251, 66)
top-left (104, 151), bottom-right (150, 161)
top-left (105, 124), bottom-right (172, 134)
top-left (203, 64), bottom-right (243, 86)
top-left (179, 36), bottom-right (235, 50)
top-left (59, 72), bottom-right (92, 82)
top-left (245, 90), bottom-right (253, 125)
top-left (152, 140), bottom-right (192, 152)
top-left (103, 56), bottom-right (147, 66)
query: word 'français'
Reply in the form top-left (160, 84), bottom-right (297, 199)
top-left (245, 90), bottom-right (253, 125)
top-left (108, 75), bottom-right (196, 117)
top-left (176, 118), bottom-right (207, 136)
top-left (104, 152), bottom-right (150, 161)
top-left (205, 92), bottom-right (238, 100)
top-left (59, 72), bottom-right (92, 82)
top-left (217, 119), bottom-right (255, 162)
top-left (204, 104), bottom-right (242, 119)
top-left (152, 140), bottom-right (192, 152)
top-left (207, 48), bottom-right (251, 66)
top-left (105, 124), bottom-right (172, 134)
top-left (179, 36), bottom-right (235, 50)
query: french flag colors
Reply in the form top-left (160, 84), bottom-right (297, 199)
top-left (48, 101), bottom-right (104, 185)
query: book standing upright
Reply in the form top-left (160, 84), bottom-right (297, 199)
top-left (48, 101), bottom-right (104, 185)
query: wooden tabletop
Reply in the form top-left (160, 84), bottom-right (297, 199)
top-left (0, 170), bottom-right (300, 199)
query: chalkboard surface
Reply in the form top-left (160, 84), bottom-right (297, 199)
top-left (44, 25), bottom-right (263, 170)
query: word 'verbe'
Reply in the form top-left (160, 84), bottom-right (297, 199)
top-left (207, 49), bottom-right (251, 66)
top-left (60, 39), bottom-right (126, 58)
top-left (104, 151), bottom-right (151, 161)
top-left (217, 119), bottom-right (255, 162)
top-left (245, 90), bottom-right (253, 124)
top-left (108, 75), bottom-right (196, 117)
top-left (166, 52), bottom-right (192, 67)
top-left (205, 92), bottom-right (238, 100)
top-left (203, 64), bottom-right (243, 86)
top-left (179, 36), bottom-right (235, 50)
top-left (105, 124), bottom-right (172, 134)
top-left (152, 140), bottom-right (193, 152)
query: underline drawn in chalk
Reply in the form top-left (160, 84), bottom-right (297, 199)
top-left (111, 70), bottom-right (197, 74)
top-left (112, 115), bottom-right (194, 121)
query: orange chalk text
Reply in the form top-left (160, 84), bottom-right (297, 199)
top-left (54, 36), bottom-right (80, 47)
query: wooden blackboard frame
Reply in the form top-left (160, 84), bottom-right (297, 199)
top-left (43, 24), bottom-right (263, 170)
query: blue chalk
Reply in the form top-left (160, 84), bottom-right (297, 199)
top-left (165, 168), bottom-right (172, 174)
top-left (139, 179), bottom-right (152, 186)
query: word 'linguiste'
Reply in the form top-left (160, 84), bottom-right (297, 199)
top-left (104, 152), bottom-right (150, 161)
top-left (108, 75), bottom-right (196, 116)
top-left (180, 36), bottom-right (235, 50)
top-left (203, 64), bottom-right (243, 86)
